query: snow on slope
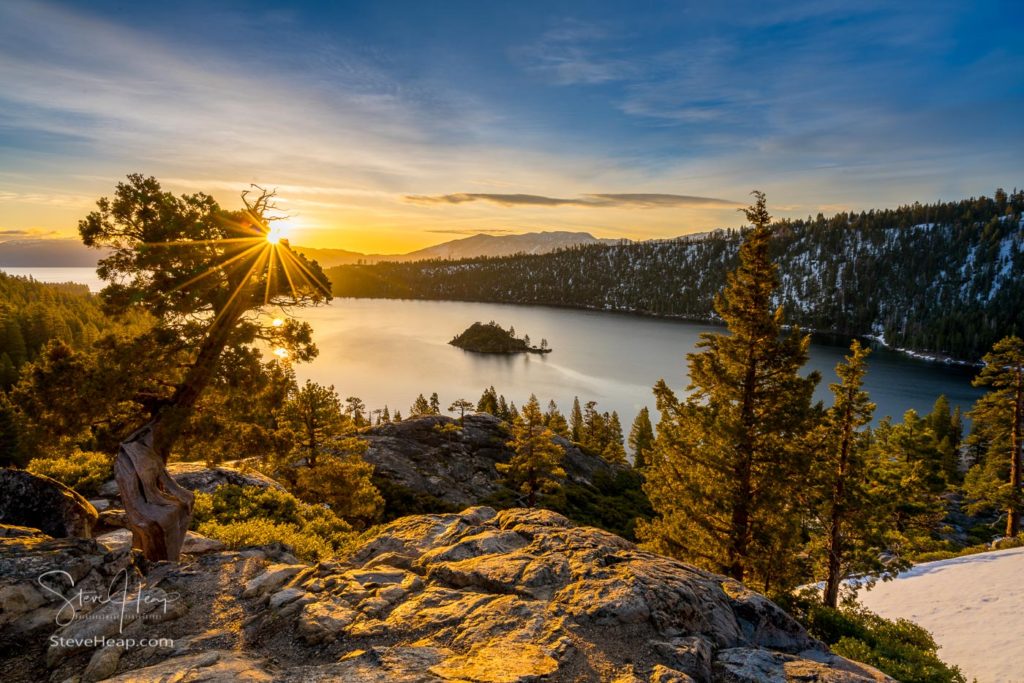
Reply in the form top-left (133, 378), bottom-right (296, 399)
top-left (856, 546), bottom-right (1024, 682)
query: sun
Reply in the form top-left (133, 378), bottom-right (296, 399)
top-left (266, 224), bottom-right (286, 245)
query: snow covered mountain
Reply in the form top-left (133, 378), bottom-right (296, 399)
top-left (392, 231), bottom-right (622, 261)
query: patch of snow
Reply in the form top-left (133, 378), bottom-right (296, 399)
top-left (857, 546), bottom-right (1024, 682)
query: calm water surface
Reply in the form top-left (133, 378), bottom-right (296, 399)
top-left (7, 268), bottom-right (984, 426)
top-left (297, 298), bottom-right (983, 427)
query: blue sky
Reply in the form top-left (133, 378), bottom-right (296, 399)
top-left (0, 0), bottom-right (1021, 251)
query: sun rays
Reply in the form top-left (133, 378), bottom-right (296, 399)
top-left (154, 203), bottom-right (330, 327)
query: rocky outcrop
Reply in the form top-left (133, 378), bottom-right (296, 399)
top-left (0, 507), bottom-right (892, 682)
top-left (97, 462), bottom-right (284, 499)
top-left (0, 469), bottom-right (98, 538)
top-left (362, 413), bottom-right (621, 508)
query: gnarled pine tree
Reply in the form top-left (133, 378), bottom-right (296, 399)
top-left (639, 191), bottom-right (819, 591)
top-left (80, 174), bottom-right (331, 561)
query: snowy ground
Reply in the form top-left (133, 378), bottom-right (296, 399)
top-left (856, 546), bottom-right (1024, 682)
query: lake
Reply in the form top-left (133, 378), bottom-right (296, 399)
top-left (5, 267), bottom-right (985, 428)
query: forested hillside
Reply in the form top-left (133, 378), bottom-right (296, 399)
top-left (0, 273), bottom-right (147, 388)
top-left (328, 189), bottom-right (1024, 361)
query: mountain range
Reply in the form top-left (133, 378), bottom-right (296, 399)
top-left (326, 189), bottom-right (1024, 362)
top-left (0, 231), bottom-right (620, 268)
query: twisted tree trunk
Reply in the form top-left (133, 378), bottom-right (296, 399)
top-left (116, 299), bottom-right (246, 561)
top-left (115, 424), bottom-right (194, 560)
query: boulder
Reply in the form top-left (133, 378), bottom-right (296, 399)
top-left (0, 507), bottom-right (895, 683)
top-left (361, 413), bottom-right (625, 508)
top-left (0, 469), bottom-right (98, 538)
top-left (165, 462), bottom-right (286, 494)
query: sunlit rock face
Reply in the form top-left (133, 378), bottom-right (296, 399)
top-left (1, 508), bottom-right (892, 682)
top-left (361, 413), bottom-right (619, 508)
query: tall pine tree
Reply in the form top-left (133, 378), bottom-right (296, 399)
top-left (808, 341), bottom-right (885, 608)
top-left (964, 336), bottom-right (1024, 538)
top-left (639, 191), bottom-right (820, 591)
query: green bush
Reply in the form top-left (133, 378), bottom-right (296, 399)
top-left (784, 594), bottom-right (965, 683)
top-left (27, 450), bottom-right (112, 496)
top-left (196, 518), bottom-right (334, 561)
top-left (191, 484), bottom-right (357, 561)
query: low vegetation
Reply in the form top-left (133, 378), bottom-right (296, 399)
top-left (26, 450), bottom-right (112, 496)
top-left (191, 484), bottom-right (357, 561)
top-left (782, 594), bottom-right (967, 683)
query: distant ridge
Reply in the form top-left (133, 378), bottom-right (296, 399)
top-left (298, 231), bottom-right (622, 267)
top-left (0, 239), bottom-right (110, 267)
top-left (0, 231), bottom-right (623, 268)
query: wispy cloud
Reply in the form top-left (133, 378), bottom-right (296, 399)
top-left (405, 192), bottom-right (741, 208)
top-left (511, 20), bottom-right (638, 85)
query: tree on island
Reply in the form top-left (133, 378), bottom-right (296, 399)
top-left (639, 191), bottom-right (820, 591)
top-left (498, 394), bottom-right (565, 507)
top-left (78, 174), bottom-right (331, 561)
top-left (964, 335), bottom-right (1024, 538)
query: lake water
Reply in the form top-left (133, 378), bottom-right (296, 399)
top-left (5, 268), bottom-right (984, 428)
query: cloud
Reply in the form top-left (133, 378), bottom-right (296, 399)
top-left (404, 192), bottom-right (740, 208)
top-left (0, 228), bottom-right (61, 244)
top-left (512, 20), bottom-right (638, 85)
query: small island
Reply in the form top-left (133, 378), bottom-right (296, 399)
top-left (449, 321), bottom-right (552, 354)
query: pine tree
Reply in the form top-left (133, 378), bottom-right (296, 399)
top-left (497, 395), bottom-right (565, 506)
top-left (280, 381), bottom-right (346, 467)
top-left (545, 400), bottom-right (570, 438)
top-left (345, 396), bottom-right (367, 427)
top-left (570, 397), bottom-right (583, 442)
top-left (629, 407), bottom-right (655, 469)
top-left (580, 401), bottom-right (607, 452)
top-left (429, 392), bottom-right (441, 415)
top-left (381, 405), bottom-right (391, 423)
top-left (602, 411), bottom-right (627, 464)
top-left (927, 395), bottom-right (961, 483)
top-left (497, 395), bottom-right (510, 422)
top-left (808, 341), bottom-right (885, 608)
top-left (964, 336), bottom-right (1024, 537)
top-left (393, 409), bottom-right (403, 422)
top-left (638, 191), bottom-right (820, 591)
top-left (409, 394), bottom-right (430, 416)
top-left (477, 386), bottom-right (498, 415)
top-left (449, 398), bottom-right (474, 423)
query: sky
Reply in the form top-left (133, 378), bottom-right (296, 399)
top-left (0, 0), bottom-right (1021, 253)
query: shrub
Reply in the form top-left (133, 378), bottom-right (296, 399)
top-left (294, 453), bottom-right (384, 529)
top-left (196, 518), bottom-right (334, 561)
top-left (783, 593), bottom-right (966, 683)
top-left (191, 484), bottom-right (357, 561)
top-left (27, 450), bottom-right (112, 496)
